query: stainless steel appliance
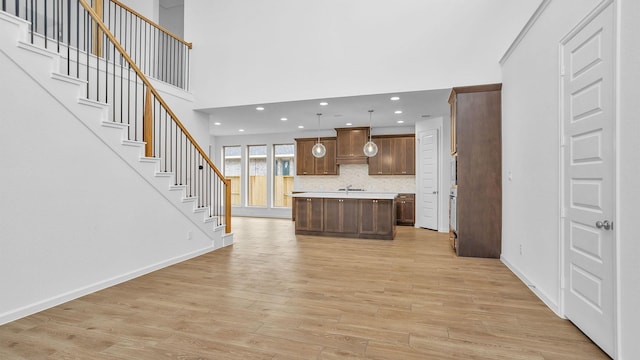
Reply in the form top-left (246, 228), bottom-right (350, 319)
top-left (449, 187), bottom-right (457, 233)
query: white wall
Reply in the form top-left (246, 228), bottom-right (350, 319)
top-left (500, 0), bottom-right (601, 314)
top-left (0, 43), bottom-right (215, 324)
top-left (121, 0), bottom-right (159, 23)
top-left (501, 0), bottom-right (640, 358)
top-left (617, 0), bottom-right (640, 358)
top-left (159, 2), bottom-right (184, 38)
top-left (183, 0), bottom-right (540, 109)
top-left (415, 116), bottom-right (451, 233)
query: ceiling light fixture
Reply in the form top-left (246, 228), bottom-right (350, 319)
top-left (312, 113), bottom-right (326, 158)
top-left (239, 129), bottom-right (245, 132)
top-left (214, 122), bottom-right (221, 126)
top-left (394, 110), bottom-right (403, 114)
top-left (363, 110), bottom-right (378, 157)
top-left (280, 117), bottom-right (288, 121)
top-left (319, 102), bottom-right (328, 106)
top-left (298, 125), bottom-right (304, 129)
top-left (390, 96), bottom-right (400, 101)
top-left (256, 106), bottom-right (265, 111)
top-left (397, 120), bottom-right (405, 124)
top-left (346, 122), bottom-right (353, 126)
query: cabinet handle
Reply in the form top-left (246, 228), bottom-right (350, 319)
top-left (402, 171), bottom-right (407, 174)
top-left (378, 171), bottom-right (382, 174)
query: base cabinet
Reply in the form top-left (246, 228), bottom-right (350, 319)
top-left (295, 196), bottom-right (396, 240)
top-left (295, 198), bottom-right (324, 232)
top-left (323, 198), bottom-right (358, 234)
top-left (359, 199), bottom-right (396, 238)
top-left (396, 194), bottom-right (415, 226)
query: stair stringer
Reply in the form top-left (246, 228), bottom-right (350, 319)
top-left (0, 11), bottom-right (232, 248)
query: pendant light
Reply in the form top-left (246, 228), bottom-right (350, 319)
top-left (363, 109), bottom-right (378, 157)
top-left (312, 113), bottom-right (326, 158)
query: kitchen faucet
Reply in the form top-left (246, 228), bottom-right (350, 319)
top-left (346, 184), bottom-right (352, 195)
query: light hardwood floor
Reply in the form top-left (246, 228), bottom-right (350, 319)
top-left (0, 217), bottom-right (609, 359)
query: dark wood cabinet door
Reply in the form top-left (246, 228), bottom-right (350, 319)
top-left (315, 139), bottom-right (337, 175)
top-left (393, 137), bottom-right (415, 175)
top-left (295, 198), bottom-right (310, 230)
top-left (374, 199), bottom-right (394, 235)
top-left (324, 198), bottom-right (358, 233)
top-left (396, 194), bottom-right (415, 226)
top-left (296, 140), bottom-right (315, 175)
top-left (359, 199), bottom-right (394, 235)
top-left (368, 137), bottom-right (393, 175)
top-left (295, 198), bottom-right (324, 231)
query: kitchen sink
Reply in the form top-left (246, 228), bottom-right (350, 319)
top-left (337, 188), bottom-right (365, 191)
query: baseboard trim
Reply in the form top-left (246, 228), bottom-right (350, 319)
top-left (0, 245), bottom-right (217, 326)
top-left (500, 254), bottom-right (563, 318)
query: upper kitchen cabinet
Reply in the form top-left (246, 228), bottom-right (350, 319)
top-left (314, 138), bottom-right (337, 175)
top-left (368, 135), bottom-right (415, 175)
top-left (295, 138), bottom-right (338, 176)
top-left (336, 127), bottom-right (369, 164)
top-left (449, 83), bottom-right (502, 258)
top-left (392, 136), bottom-right (415, 175)
top-left (368, 136), bottom-right (393, 175)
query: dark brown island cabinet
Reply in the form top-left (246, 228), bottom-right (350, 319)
top-left (449, 83), bottom-right (502, 258)
top-left (293, 194), bottom-right (397, 240)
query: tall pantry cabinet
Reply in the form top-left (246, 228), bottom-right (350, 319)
top-left (449, 84), bottom-right (502, 258)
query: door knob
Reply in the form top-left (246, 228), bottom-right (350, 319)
top-left (596, 220), bottom-right (612, 230)
top-left (432, 191), bottom-right (438, 194)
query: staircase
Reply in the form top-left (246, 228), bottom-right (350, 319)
top-left (0, 2), bottom-right (231, 325)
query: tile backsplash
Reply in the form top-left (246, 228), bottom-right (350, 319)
top-left (293, 164), bottom-right (416, 193)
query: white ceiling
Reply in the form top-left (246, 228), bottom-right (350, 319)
top-left (195, 1), bottom-right (542, 138)
top-left (204, 88), bottom-right (452, 137)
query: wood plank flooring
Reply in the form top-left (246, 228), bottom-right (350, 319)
top-left (0, 217), bottom-right (610, 359)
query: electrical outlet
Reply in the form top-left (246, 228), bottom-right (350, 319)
top-left (519, 244), bottom-right (523, 255)
top-left (187, 231), bottom-right (192, 240)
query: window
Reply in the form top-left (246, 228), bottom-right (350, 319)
top-left (248, 145), bottom-right (267, 207)
top-left (223, 146), bottom-right (242, 206)
top-left (273, 144), bottom-right (295, 208)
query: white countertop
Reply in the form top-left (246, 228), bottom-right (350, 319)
top-left (291, 192), bottom-right (398, 200)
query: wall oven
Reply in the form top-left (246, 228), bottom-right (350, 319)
top-left (449, 187), bottom-right (457, 233)
top-left (450, 156), bottom-right (457, 186)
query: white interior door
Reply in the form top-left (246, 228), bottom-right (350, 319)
top-left (562, 3), bottom-right (615, 357)
top-left (417, 129), bottom-right (438, 230)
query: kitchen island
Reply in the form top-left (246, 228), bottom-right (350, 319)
top-left (292, 192), bottom-right (397, 240)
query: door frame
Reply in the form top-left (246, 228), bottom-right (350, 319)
top-left (558, 0), bottom-right (618, 356)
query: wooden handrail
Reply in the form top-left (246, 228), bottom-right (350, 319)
top-left (109, 0), bottom-right (192, 49)
top-left (78, 0), bottom-right (229, 227)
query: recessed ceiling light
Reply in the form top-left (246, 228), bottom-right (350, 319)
top-left (256, 106), bottom-right (265, 111)
top-left (346, 122), bottom-right (353, 126)
top-left (421, 114), bottom-right (432, 118)
top-left (319, 102), bottom-right (328, 106)
top-left (390, 96), bottom-right (400, 101)
top-left (397, 120), bottom-right (405, 124)
top-left (280, 117), bottom-right (288, 121)
top-left (298, 125), bottom-right (304, 129)
top-left (394, 110), bottom-right (403, 114)
top-left (239, 129), bottom-right (245, 132)
top-left (213, 122), bottom-right (221, 126)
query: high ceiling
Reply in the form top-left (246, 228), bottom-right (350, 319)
top-left (204, 88), bottom-right (451, 137)
top-left (195, 1), bottom-right (542, 138)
